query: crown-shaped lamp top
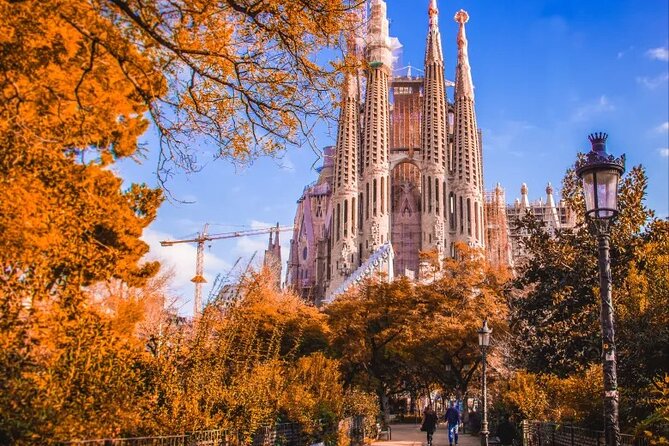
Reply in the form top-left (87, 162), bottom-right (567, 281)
top-left (588, 132), bottom-right (608, 153)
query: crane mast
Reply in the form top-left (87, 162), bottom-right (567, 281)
top-left (159, 224), bottom-right (293, 316)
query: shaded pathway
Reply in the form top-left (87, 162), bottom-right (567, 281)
top-left (372, 423), bottom-right (481, 446)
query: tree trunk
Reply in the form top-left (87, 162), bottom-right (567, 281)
top-left (377, 386), bottom-right (391, 425)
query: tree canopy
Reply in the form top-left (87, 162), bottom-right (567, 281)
top-left (326, 246), bottom-right (510, 419)
top-left (1, 0), bottom-right (362, 183)
top-left (508, 164), bottom-right (668, 432)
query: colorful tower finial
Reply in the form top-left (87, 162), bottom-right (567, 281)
top-left (428, 0), bottom-right (439, 26)
top-left (454, 9), bottom-right (469, 25)
top-left (454, 9), bottom-right (473, 99)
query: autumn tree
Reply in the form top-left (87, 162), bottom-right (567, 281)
top-left (327, 250), bottom-right (509, 421)
top-left (139, 270), bottom-right (343, 441)
top-left (409, 244), bottom-right (510, 399)
top-left (494, 365), bottom-right (604, 428)
top-left (1, 0), bottom-right (163, 442)
top-left (326, 277), bottom-right (420, 421)
top-left (2, 0), bottom-right (363, 181)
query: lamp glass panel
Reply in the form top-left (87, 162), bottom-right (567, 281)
top-left (595, 169), bottom-right (620, 219)
top-left (478, 330), bottom-right (490, 347)
top-left (581, 171), bottom-right (596, 213)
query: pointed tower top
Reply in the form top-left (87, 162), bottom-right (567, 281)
top-left (546, 182), bottom-right (554, 195)
top-left (454, 9), bottom-right (474, 99)
top-left (520, 183), bottom-right (530, 210)
top-left (274, 222), bottom-right (281, 247)
top-left (454, 9), bottom-right (469, 25)
top-left (455, 9), bottom-right (469, 50)
top-left (428, 0), bottom-right (439, 27)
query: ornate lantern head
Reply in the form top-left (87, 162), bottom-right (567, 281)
top-left (575, 133), bottom-right (625, 220)
top-left (478, 319), bottom-right (492, 348)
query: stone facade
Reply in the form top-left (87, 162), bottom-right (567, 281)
top-left (282, 1), bottom-right (572, 304)
top-left (506, 183), bottom-right (577, 266)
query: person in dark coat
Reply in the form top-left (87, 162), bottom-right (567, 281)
top-left (496, 415), bottom-right (517, 446)
top-left (420, 405), bottom-right (438, 446)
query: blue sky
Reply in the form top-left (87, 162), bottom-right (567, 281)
top-left (117, 0), bottom-right (669, 315)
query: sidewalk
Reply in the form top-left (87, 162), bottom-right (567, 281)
top-left (371, 423), bottom-right (480, 446)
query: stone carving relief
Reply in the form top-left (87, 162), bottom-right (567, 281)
top-left (434, 219), bottom-right (445, 255)
top-left (370, 221), bottom-right (381, 250)
top-left (339, 242), bottom-right (353, 276)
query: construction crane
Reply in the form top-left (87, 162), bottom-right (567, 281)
top-left (159, 224), bottom-right (293, 316)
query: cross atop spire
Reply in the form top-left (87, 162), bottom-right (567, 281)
top-left (428, 0), bottom-right (439, 27)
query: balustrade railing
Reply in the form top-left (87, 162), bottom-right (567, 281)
top-left (63, 418), bottom-right (363, 446)
top-left (521, 421), bottom-right (649, 446)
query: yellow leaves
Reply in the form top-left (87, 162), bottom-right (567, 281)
top-left (498, 365), bottom-right (603, 423)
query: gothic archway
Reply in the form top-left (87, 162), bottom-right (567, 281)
top-left (390, 161), bottom-right (422, 277)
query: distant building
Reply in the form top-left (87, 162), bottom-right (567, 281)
top-left (505, 182), bottom-right (577, 266)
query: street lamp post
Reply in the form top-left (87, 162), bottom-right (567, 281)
top-left (478, 319), bottom-right (492, 446)
top-left (575, 132), bottom-right (625, 446)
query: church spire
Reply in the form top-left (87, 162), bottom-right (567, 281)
top-left (545, 182), bottom-right (560, 231)
top-left (329, 31), bottom-right (361, 293)
top-left (421, 0), bottom-right (448, 258)
top-left (450, 9), bottom-right (485, 249)
top-left (359, 0), bottom-right (392, 261)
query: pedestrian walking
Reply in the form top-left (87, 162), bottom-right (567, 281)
top-left (444, 401), bottom-right (460, 446)
top-left (420, 405), bottom-right (438, 446)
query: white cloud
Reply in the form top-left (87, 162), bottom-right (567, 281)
top-left (646, 47), bottom-right (669, 61)
top-left (251, 219), bottom-right (274, 229)
top-left (656, 122), bottom-right (669, 133)
top-left (278, 155), bottom-right (295, 172)
top-left (636, 73), bottom-right (669, 89)
top-left (480, 120), bottom-right (535, 155)
top-left (659, 148), bottom-right (669, 157)
top-left (617, 46), bottom-right (635, 60)
top-left (571, 95), bottom-right (615, 122)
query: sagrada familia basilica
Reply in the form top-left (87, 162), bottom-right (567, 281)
top-left (266, 0), bottom-right (575, 304)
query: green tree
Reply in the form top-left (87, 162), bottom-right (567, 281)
top-left (508, 164), bottom-right (667, 429)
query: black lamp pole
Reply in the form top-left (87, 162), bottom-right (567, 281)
top-left (575, 133), bottom-right (625, 446)
top-left (478, 320), bottom-right (492, 446)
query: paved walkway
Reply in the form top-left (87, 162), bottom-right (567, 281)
top-left (372, 423), bottom-right (480, 446)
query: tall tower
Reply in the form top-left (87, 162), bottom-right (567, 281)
top-left (421, 0), bottom-right (448, 256)
top-left (329, 34), bottom-right (361, 291)
top-left (360, 0), bottom-right (392, 260)
top-left (450, 10), bottom-right (485, 252)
